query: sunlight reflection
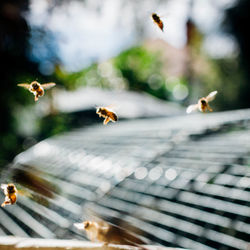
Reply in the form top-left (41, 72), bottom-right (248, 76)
top-left (33, 142), bottom-right (51, 157)
top-left (149, 166), bottom-right (163, 181)
top-left (134, 167), bottom-right (148, 180)
top-left (165, 168), bottom-right (177, 181)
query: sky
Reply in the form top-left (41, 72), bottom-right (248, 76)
top-left (26, 0), bottom-right (238, 73)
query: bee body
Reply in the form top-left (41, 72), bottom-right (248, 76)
top-left (1, 183), bottom-right (18, 207)
top-left (8, 193), bottom-right (17, 205)
top-left (96, 107), bottom-right (118, 125)
top-left (84, 221), bottom-right (111, 243)
top-left (198, 98), bottom-right (210, 112)
top-left (28, 82), bottom-right (45, 101)
top-left (152, 13), bottom-right (164, 31)
top-left (74, 220), bottom-right (146, 246)
top-left (186, 91), bottom-right (217, 114)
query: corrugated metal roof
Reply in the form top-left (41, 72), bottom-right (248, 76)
top-left (0, 109), bottom-right (250, 249)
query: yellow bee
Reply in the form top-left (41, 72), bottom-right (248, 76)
top-left (1, 183), bottom-right (18, 207)
top-left (152, 13), bottom-right (164, 31)
top-left (18, 81), bottom-right (56, 101)
top-left (186, 91), bottom-right (218, 114)
top-left (74, 220), bottom-right (146, 246)
top-left (96, 106), bottom-right (118, 125)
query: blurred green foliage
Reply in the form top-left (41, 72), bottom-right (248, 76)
top-left (225, 0), bottom-right (250, 109)
top-left (56, 42), bottom-right (246, 113)
top-left (56, 47), bottom-right (170, 100)
top-left (0, 0), bottom-right (39, 166)
top-left (202, 57), bottom-right (245, 111)
top-left (182, 19), bottom-right (246, 111)
top-left (113, 47), bottom-right (170, 100)
top-left (38, 114), bottom-right (72, 140)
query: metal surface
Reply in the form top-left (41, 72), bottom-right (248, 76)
top-left (0, 109), bottom-right (250, 250)
top-left (0, 236), bottom-right (176, 250)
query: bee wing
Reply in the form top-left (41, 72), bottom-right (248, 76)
top-left (74, 223), bottom-right (85, 230)
top-left (206, 91), bottom-right (217, 102)
top-left (186, 104), bottom-right (199, 114)
top-left (105, 104), bottom-right (120, 111)
top-left (159, 13), bottom-right (169, 18)
top-left (41, 82), bottom-right (56, 90)
top-left (17, 83), bottom-right (30, 89)
top-left (1, 184), bottom-right (8, 190)
top-left (17, 189), bottom-right (33, 198)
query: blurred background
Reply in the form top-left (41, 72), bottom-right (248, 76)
top-left (0, 1), bottom-right (250, 249)
top-left (1, 0), bottom-right (250, 166)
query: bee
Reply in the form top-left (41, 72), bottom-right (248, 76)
top-left (96, 106), bottom-right (118, 125)
top-left (152, 13), bottom-right (164, 31)
top-left (1, 183), bottom-right (18, 207)
top-left (74, 220), bottom-right (146, 246)
top-left (186, 91), bottom-right (218, 114)
top-left (18, 81), bottom-right (56, 101)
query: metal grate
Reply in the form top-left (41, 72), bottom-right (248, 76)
top-left (0, 109), bottom-right (250, 249)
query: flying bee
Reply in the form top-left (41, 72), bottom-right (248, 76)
top-left (152, 13), bottom-right (164, 31)
top-left (18, 81), bottom-right (56, 101)
top-left (74, 220), bottom-right (146, 246)
top-left (96, 106), bottom-right (118, 125)
top-left (186, 91), bottom-right (218, 114)
top-left (1, 183), bottom-right (18, 207)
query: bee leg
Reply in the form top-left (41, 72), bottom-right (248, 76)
top-left (34, 94), bottom-right (39, 102)
top-left (1, 199), bottom-right (11, 207)
top-left (103, 117), bottom-right (110, 125)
